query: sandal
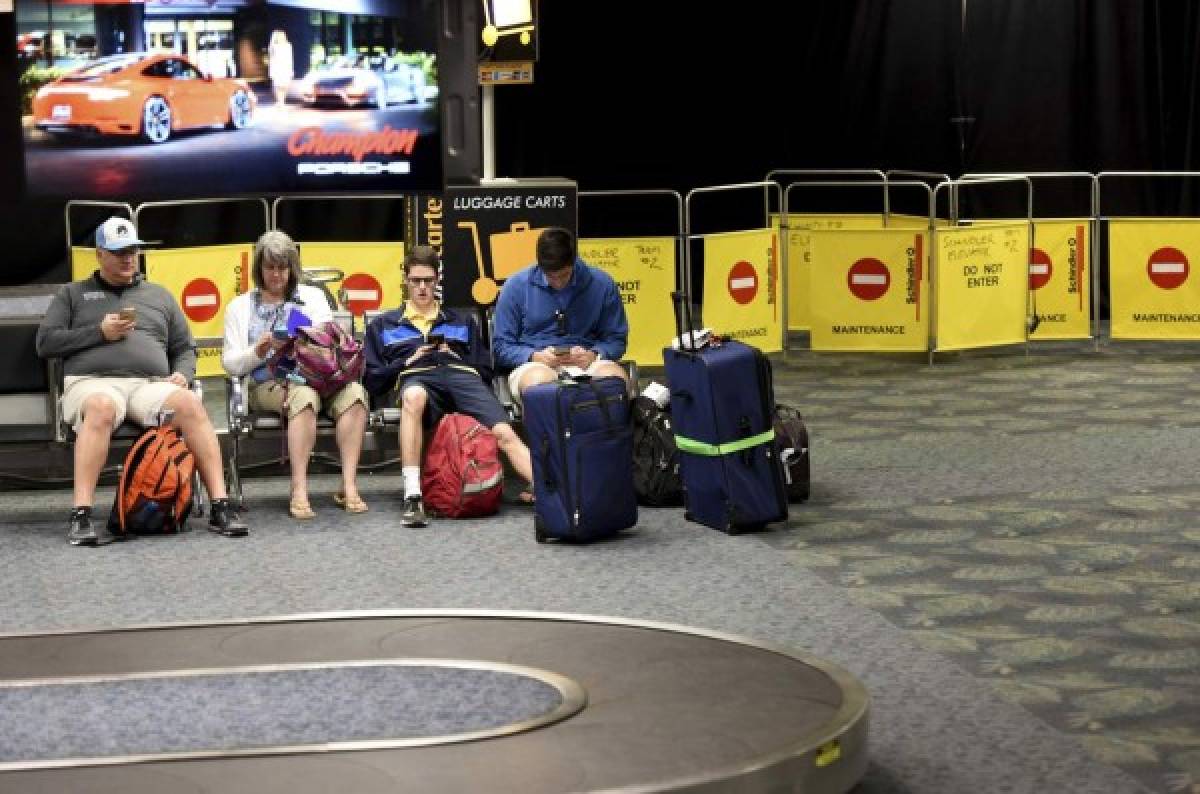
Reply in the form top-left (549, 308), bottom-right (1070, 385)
top-left (334, 492), bottom-right (369, 514)
top-left (289, 497), bottom-right (316, 520)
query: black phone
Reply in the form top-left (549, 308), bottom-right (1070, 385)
top-left (553, 344), bottom-right (572, 356)
top-left (426, 333), bottom-right (445, 346)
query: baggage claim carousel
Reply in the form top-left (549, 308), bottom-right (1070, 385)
top-left (0, 611), bottom-right (868, 792)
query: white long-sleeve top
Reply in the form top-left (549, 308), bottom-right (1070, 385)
top-left (221, 285), bottom-right (333, 376)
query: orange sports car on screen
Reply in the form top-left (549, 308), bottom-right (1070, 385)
top-left (32, 52), bottom-right (254, 144)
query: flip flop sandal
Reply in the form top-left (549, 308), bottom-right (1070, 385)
top-left (289, 498), bottom-right (316, 520)
top-left (334, 492), bottom-right (369, 513)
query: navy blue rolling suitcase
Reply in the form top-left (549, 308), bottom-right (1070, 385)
top-left (664, 294), bottom-right (788, 534)
top-left (524, 375), bottom-right (638, 543)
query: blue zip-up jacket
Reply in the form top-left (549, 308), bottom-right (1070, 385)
top-left (363, 306), bottom-right (493, 396)
top-left (491, 258), bottom-right (628, 371)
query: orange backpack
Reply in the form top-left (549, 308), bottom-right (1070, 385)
top-left (109, 425), bottom-right (195, 535)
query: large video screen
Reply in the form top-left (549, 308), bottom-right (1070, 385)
top-left (15, 0), bottom-right (441, 198)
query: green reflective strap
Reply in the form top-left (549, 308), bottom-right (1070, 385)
top-left (674, 429), bottom-right (775, 457)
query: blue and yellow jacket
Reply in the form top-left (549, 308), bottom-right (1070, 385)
top-left (362, 306), bottom-right (493, 396)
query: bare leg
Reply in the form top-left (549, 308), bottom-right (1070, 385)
top-left (516, 363), bottom-right (558, 397)
top-left (591, 360), bottom-right (630, 387)
top-left (286, 406), bottom-right (317, 505)
top-left (73, 394), bottom-right (118, 507)
top-left (335, 400), bottom-right (367, 500)
top-left (163, 390), bottom-right (228, 501)
top-left (400, 385), bottom-right (428, 467)
top-left (492, 422), bottom-right (532, 484)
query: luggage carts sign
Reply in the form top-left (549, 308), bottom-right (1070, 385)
top-left (442, 181), bottom-right (577, 307)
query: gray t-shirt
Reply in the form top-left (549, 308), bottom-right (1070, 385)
top-left (36, 273), bottom-right (197, 380)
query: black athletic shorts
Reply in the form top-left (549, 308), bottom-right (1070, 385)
top-left (396, 366), bottom-right (508, 430)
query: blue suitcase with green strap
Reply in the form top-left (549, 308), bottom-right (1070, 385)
top-left (663, 294), bottom-right (788, 533)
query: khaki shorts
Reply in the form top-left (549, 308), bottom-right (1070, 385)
top-left (506, 359), bottom-right (613, 406)
top-left (61, 376), bottom-right (183, 432)
top-left (249, 379), bottom-right (367, 420)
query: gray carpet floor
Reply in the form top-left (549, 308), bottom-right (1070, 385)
top-left (3, 340), bottom-right (1195, 793)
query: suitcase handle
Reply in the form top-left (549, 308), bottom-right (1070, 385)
top-left (671, 291), bottom-right (697, 353)
top-left (587, 382), bottom-right (623, 436)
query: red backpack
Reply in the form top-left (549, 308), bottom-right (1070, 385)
top-left (421, 413), bottom-right (504, 518)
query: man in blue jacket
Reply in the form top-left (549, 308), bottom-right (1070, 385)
top-left (364, 246), bottom-right (533, 527)
top-left (492, 227), bottom-right (629, 402)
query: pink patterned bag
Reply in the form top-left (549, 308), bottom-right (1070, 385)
top-left (288, 321), bottom-right (365, 399)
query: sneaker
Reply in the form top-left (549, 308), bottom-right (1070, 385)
top-left (401, 495), bottom-right (428, 528)
top-left (208, 499), bottom-right (249, 537)
top-left (68, 507), bottom-right (115, 547)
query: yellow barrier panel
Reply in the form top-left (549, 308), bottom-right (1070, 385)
top-left (887, 213), bottom-right (950, 229)
top-left (771, 213), bottom-right (887, 231)
top-left (808, 229), bottom-right (928, 352)
top-left (701, 229), bottom-right (782, 353)
top-left (1029, 220), bottom-right (1090, 340)
top-left (296, 241), bottom-right (406, 319)
top-left (578, 237), bottom-right (677, 366)
top-left (1109, 220), bottom-right (1200, 339)
top-left (70, 247), bottom-right (96, 281)
top-left (785, 227), bottom-right (811, 331)
top-left (769, 215), bottom-right (887, 332)
top-left (143, 244), bottom-right (254, 378)
top-left (935, 223), bottom-right (1028, 351)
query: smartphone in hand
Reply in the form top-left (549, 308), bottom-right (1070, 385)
top-left (426, 333), bottom-right (445, 346)
top-left (272, 328), bottom-right (292, 341)
top-left (118, 307), bottom-right (137, 323)
top-left (553, 345), bottom-right (572, 357)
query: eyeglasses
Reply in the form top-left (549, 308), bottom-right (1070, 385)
top-left (407, 276), bottom-right (437, 287)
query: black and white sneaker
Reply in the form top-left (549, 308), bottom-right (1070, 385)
top-left (67, 506), bottom-right (115, 547)
top-left (208, 499), bottom-right (249, 537)
top-left (401, 496), bottom-right (428, 528)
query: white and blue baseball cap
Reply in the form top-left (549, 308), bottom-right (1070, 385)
top-left (94, 217), bottom-right (147, 252)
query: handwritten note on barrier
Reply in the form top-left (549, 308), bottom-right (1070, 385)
top-left (578, 237), bottom-right (676, 365)
top-left (935, 223), bottom-right (1028, 351)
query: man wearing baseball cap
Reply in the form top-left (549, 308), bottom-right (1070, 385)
top-left (36, 217), bottom-right (249, 546)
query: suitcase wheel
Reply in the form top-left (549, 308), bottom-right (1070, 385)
top-left (534, 516), bottom-right (548, 544)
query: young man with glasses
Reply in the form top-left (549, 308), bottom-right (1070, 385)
top-left (36, 217), bottom-right (249, 546)
top-left (363, 246), bottom-right (534, 527)
top-left (492, 227), bottom-right (629, 402)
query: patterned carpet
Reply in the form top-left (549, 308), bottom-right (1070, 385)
top-left (766, 339), bottom-right (1200, 794)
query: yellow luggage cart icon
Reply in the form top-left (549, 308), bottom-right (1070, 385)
top-left (459, 220), bottom-right (545, 304)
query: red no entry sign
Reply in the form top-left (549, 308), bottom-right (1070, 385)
top-left (727, 260), bottom-right (758, 305)
top-left (1029, 247), bottom-right (1053, 290)
top-left (847, 258), bottom-right (890, 301)
top-left (181, 278), bottom-right (220, 323)
top-left (1147, 247), bottom-right (1189, 290)
top-left (342, 272), bottom-right (383, 315)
